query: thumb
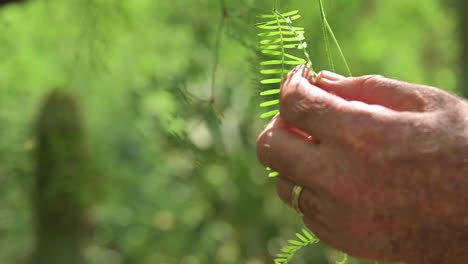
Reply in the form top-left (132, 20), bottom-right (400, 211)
top-left (315, 71), bottom-right (426, 112)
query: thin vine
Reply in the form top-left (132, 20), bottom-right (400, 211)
top-left (208, 0), bottom-right (228, 122)
top-left (318, 0), bottom-right (352, 76)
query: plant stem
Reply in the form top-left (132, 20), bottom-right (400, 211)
top-left (318, 0), bottom-right (334, 72)
top-left (318, 0), bottom-right (352, 76)
top-left (209, 0), bottom-right (227, 123)
top-left (273, 10), bottom-right (286, 80)
top-left (210, 16), bottom-right (225, 100)
top-left (275, 12), bottom-right (314, 73)
top-left (325, 19), bottom-right (352, 76)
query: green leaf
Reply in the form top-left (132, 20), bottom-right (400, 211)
top-left (261, 50), bottom-right (282, 56)
top-left (260, 38), bottom-right (282, 45)
top-left (256, 15), bottom-right (302, 26)
top-left (258, 31), bottom-right (304, 37)
top-left (288, 239), bottom-right (305, 246)
top-left (268, 171), bottom-right (279, 178)
top-left (260, 89), bottom-right (281, 95)
top-left (261, 44), bottom-right (299, 49)
top-left (257, 25), bottom-right (304, 31)
top-left (260, 69), bottom-right (288, 75)
top-left (260, 60), bottom-right (283, 65)
top-left (255, 19), bottom-right (279, 26)
top-left (256, 25), bottom-right (289, 30)
top-left (260, 60), bottom-right (305, 66)
top-left (284, 59), bottom-right (307, 65)
top-left (256, 24), bottom-right (282, 30)
top-left (260, 36), bottom-right (304, 44)
top-left (260, 45), bottom-right (283, 50)
top-left (302, 229), bottom-right (318, 242)
top-left (287, 15), bottom-right (302, 22)
top-left (257, 13), bottom-right (276, 18)
top-left (290, 27), bottom-right (304, 31)
top-left (259, 99), bottom-right (279, 107)
top-left (284, 53), bottom-right (305, 61)
top-left (260, 109), bottom-right (279, 119)
top-left (296, 233), bottom-right (309, 243)
top-left (275, 259), bottom-right (286, 264)
top-left (260, 79), bottom-right (282, 84)
top-left (279, 10), bottom-right (299, 17)
top-left (282, 246), bottom-right (298, 253)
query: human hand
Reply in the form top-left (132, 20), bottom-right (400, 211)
top-left (257, 65), bottom-right (468, 263)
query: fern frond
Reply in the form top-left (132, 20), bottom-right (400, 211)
top-left (256, 9), bottom-right (315, 120)
top-left (273, 229), bottom-right (320, 264)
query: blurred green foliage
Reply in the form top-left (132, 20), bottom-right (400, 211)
top-left (0, 0), bottom-right (460, 263)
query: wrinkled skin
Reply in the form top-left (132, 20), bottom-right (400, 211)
top-left (257, 65), bottom-right (468, 264)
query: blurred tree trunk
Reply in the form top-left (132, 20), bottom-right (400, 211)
top-left (30, 90), bottom-right (93, 264)
top-left (459, 0), bottom-right (468, 97)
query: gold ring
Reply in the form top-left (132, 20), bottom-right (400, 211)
top-left (292, 184), bottom-right (305, 216)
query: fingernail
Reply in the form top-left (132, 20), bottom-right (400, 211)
top-left (298, 64), bottom-right (308, 75)
top-left (317, 71), bottom-right (345, 82)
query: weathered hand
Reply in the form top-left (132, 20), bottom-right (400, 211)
top-left (256, 65), bottom-right (468, 264)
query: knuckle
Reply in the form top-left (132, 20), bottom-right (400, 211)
top-left (404, 117), bottom-right (441, 154)
top-left (280, 83), bottom-right (330, 123)
top-left (280, 83), bottom-right (303, 113)
top-left (280, 89), bottom-right (308, 124)
top-left (359, 74), bottom-right (386, 90)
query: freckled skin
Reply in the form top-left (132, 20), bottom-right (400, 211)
top-left (257, 65), bottom-right (468, 264)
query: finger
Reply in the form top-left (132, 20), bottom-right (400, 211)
top-left (316, 71), bottom-right (428, 112)
top-left (276, 177), bottom-right (337, 234)
top-left (257, 115), bottom-right (344, 188)
top-left (276, 177), bottom-right (321, 217)
top-left (302, 216), bottom-right (338, 250)
top-left (303, 215), bottom-right (390, 262)
top-left (277, 177), bottom-right (396, 261)
top-left (277, 178), bottom-right (381, 260)
top-left (276, 176), bottom-right (351, 233)
top-left (280, 65), bottom-right (394, 144)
